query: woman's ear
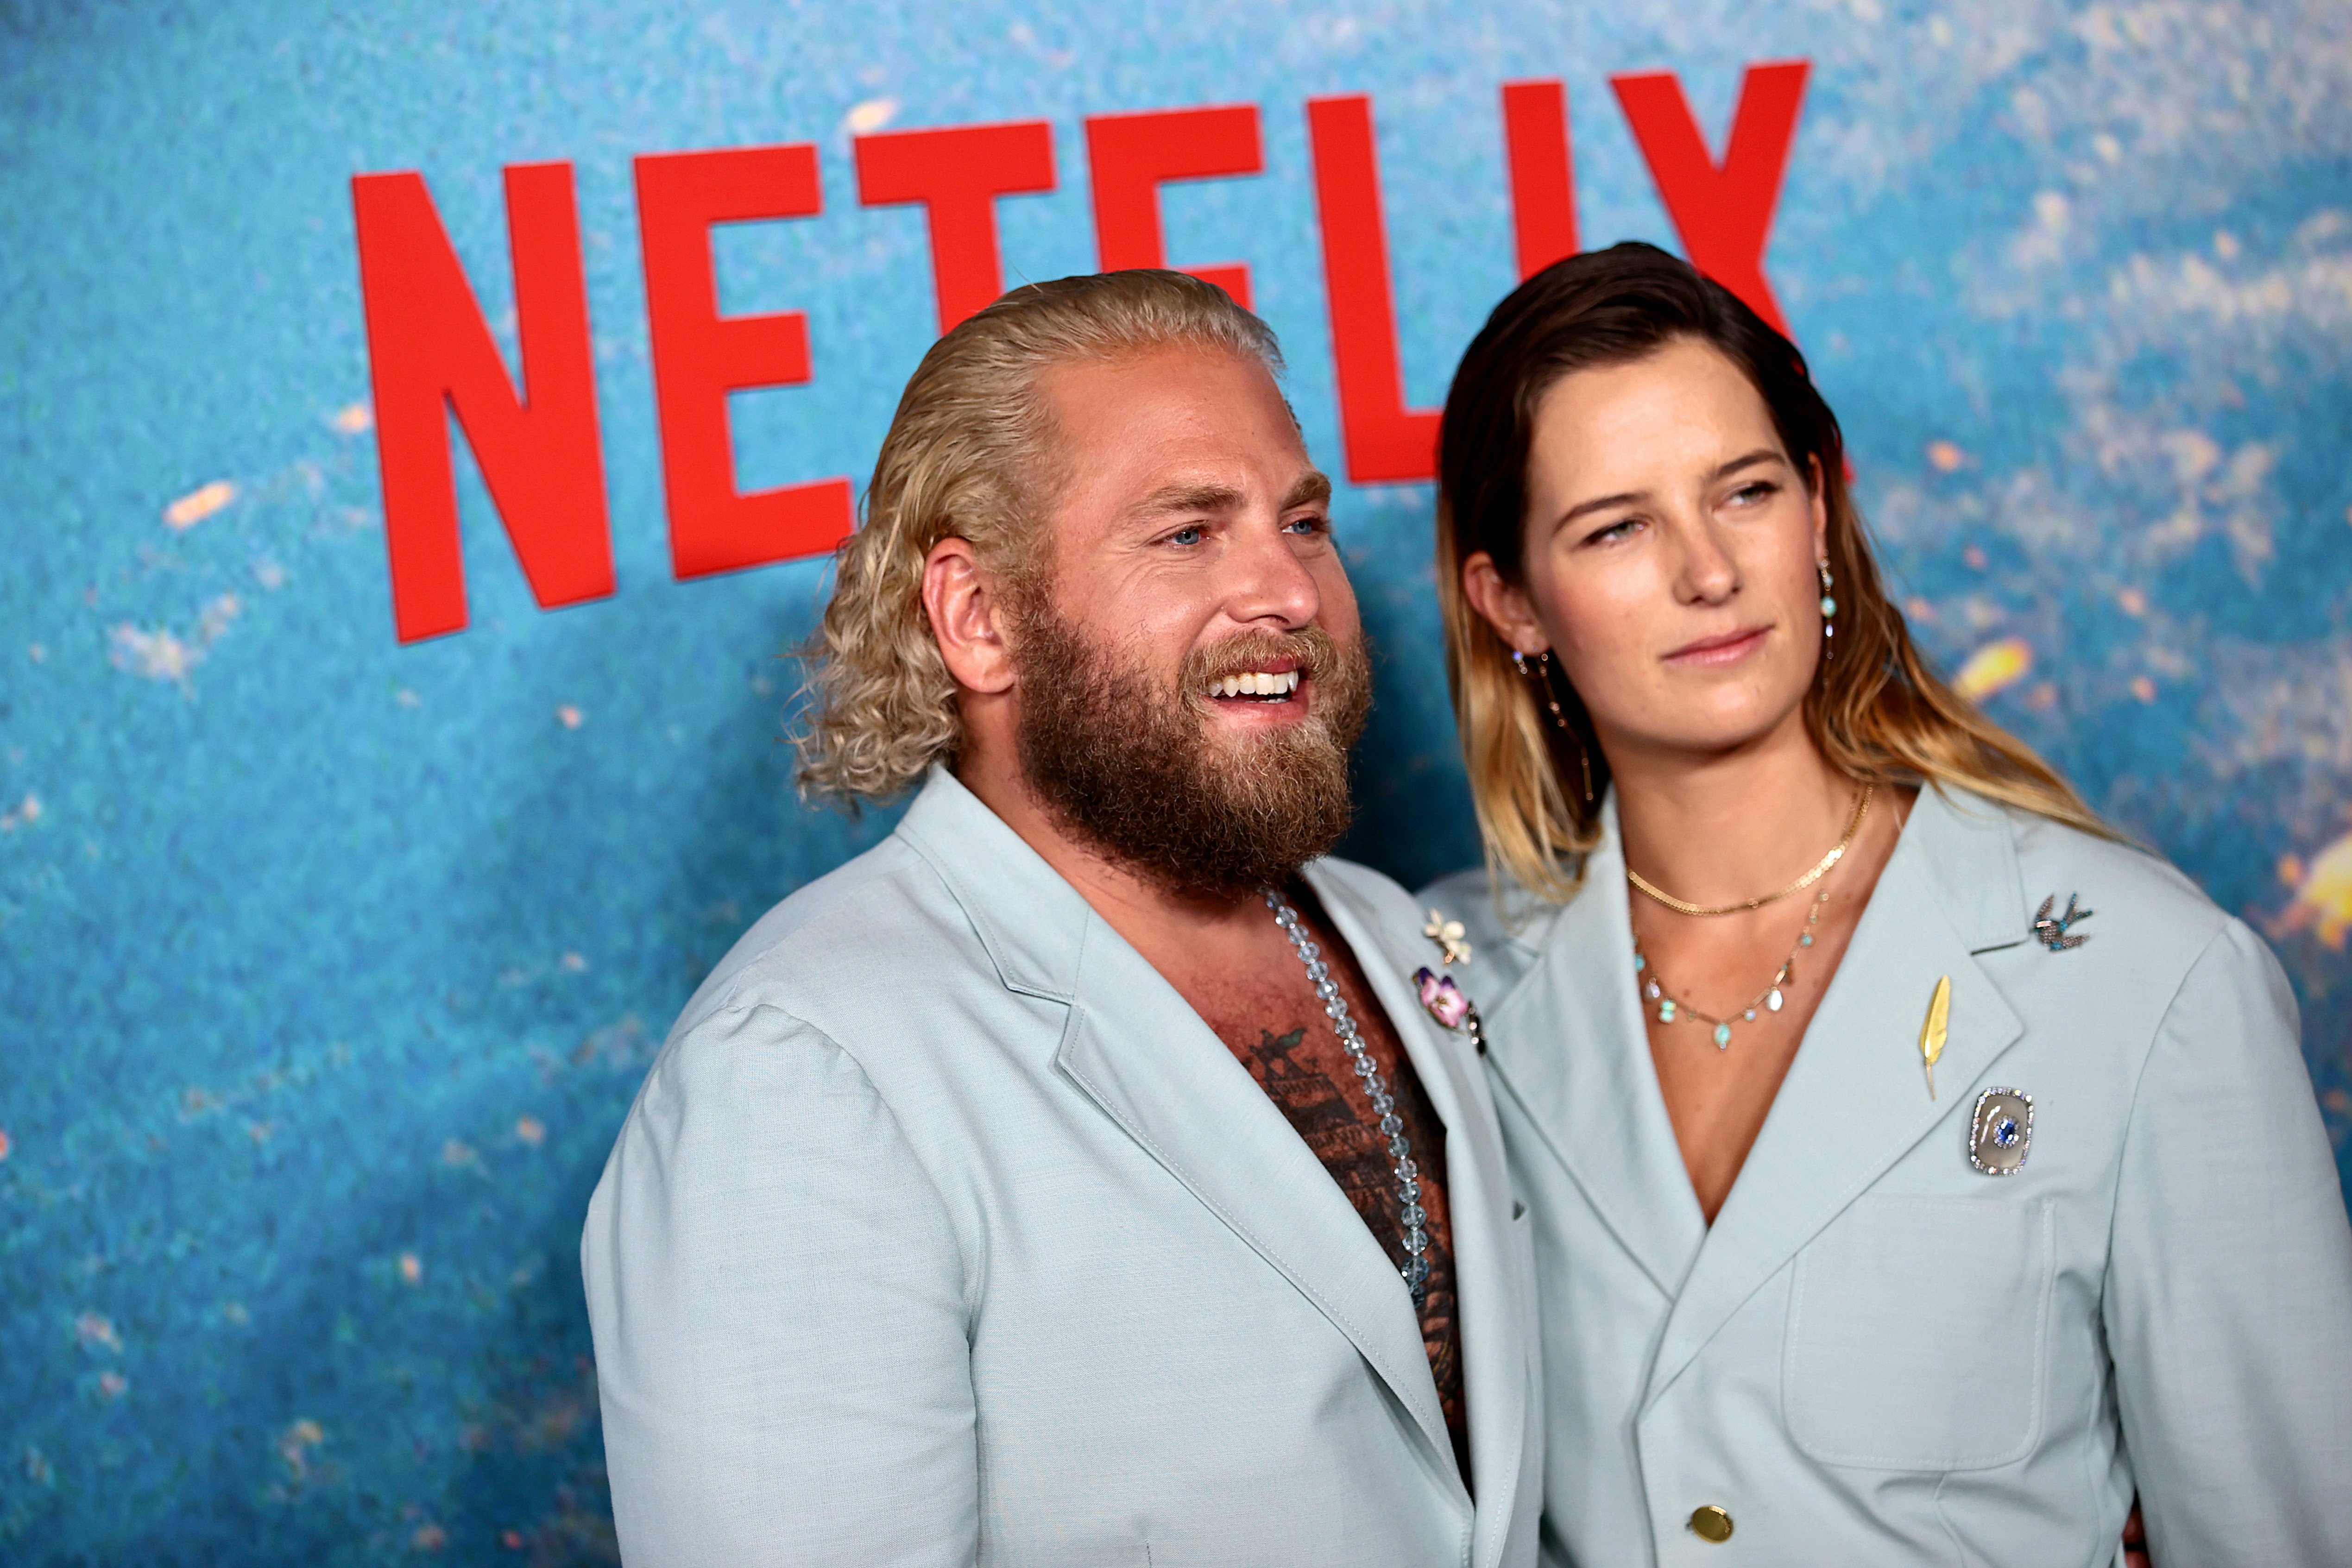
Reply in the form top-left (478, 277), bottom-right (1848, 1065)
top-left (1461, 551), bottom-right (1551, 655)
top-left (922, 537), bottom-right (1016, 695)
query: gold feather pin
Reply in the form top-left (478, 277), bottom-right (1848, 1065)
top-left (1918, 974), bottom-right (1951, 1099)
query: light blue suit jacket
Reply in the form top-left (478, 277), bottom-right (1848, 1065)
top-left (1423, 783), bottom-right (2352, 1567)
top-left (584, 767), bottom-right (1542, 1567)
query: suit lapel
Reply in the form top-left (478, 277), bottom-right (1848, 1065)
top-left (1483, 800), bottom-right (1710, 1301)
top-left (1312, 862), bottom-right (1528, 1552)
top-left (1053, 914), bottom-right (1458, 1483)
top-left (1642, 786), bottom-right (2029, 1406)
top-left (901, 767), bottom-right (1495, 1511)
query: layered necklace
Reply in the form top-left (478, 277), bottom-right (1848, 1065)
top-left (1262, 888), bottom-right (1431, 1305)
top-left (1627, 785), bottom-right (1874, 1050)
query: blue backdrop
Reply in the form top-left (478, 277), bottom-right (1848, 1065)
top-left (6, 0), bottom-right (2349, 1559)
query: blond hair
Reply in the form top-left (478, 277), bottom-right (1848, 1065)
top-left (793, 270), bottom-right (1281, 803)
top-left (1437, 244), bottom-right (2112, 904)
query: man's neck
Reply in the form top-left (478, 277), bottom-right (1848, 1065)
top-left (952, 745), bottom-right (1283, 982)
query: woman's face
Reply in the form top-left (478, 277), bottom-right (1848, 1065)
top-left (1468, 336), bottom-right (1829, 763)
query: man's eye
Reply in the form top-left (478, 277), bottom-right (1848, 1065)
top-left (1284, 514), bottom-right (1329, 536)
top-left (1166, 525), bottom-right (1205, 547)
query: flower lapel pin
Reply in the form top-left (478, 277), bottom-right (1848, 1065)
top-left (2033, 893), bottom-right (2093, 951)
top-left (1422, 908), bottom-right (1473, 967)
top-left (1412, 966), bottom-right (1488, 1056)
top-left (1416, 908), bottom-right (1486, 1052)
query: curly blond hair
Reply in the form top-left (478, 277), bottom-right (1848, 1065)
top-left (793, 270), bottom-right (1282, 804)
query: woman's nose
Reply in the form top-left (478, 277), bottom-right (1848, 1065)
top-left (1674, 517), bottom-right (1741, 604)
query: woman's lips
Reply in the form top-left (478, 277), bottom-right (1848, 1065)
top-left (1662, 625), bottom-right (1771, 667)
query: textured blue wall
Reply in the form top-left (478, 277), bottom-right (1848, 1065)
top-left (5, 0), bottom-right (2349, 1559)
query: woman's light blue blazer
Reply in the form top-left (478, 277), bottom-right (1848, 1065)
top-left (1421, 782), bottom-right (2352, 1567)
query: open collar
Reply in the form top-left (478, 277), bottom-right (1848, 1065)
top-left (1644, 783), bottom-right (2030, 1404)
top-left (894, 767), bottom-right (1486, 1521)
top-left (1479, 784), bottom-right (2035, 1400)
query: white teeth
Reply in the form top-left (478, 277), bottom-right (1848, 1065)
top-left (1209, 670), bottom-right (1303, 698)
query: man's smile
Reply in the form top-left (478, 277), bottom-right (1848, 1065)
top-left (1207, 668), bottom-right (1304, 702)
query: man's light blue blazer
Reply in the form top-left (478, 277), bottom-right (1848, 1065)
top-left (583, 767), bottom-right (1543, 1567)
top-left (1423, 783), bottom-right (2352, 1567)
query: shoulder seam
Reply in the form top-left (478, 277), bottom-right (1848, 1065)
top-left (679, 998), bottom-right (984, 1323)
top-left (2101, 919), bottom-right (2236, 1286)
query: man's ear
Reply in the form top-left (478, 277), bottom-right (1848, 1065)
top-left (922, 537), bottom-right (1017, 695)
top-left (1461, 550), bottom-right (1551, 655)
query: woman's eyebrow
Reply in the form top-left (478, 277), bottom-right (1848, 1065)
top-left (1553, 488), bottom-right (1644, 530)
top-left (1711, 448), bottom-right (1783, 481)
top-left (1548, 447), bottom-right (1785, 534)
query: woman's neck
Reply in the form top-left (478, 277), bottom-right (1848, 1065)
top-left (1606, 712), bottom-right (1861, 910)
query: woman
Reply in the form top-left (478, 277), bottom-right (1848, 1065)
top-left (1416, 242), bottom-right (2352, 1566)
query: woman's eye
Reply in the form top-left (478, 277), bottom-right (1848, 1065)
top-left (1585, 517), bottom-right (1642, 545)
top-left (1730, 480), bottom-right (1778, 506)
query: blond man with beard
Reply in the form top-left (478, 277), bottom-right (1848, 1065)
top-left (581, 271), bottom-right (1541, 1568)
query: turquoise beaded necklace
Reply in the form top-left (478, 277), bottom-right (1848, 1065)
top-left (1627, 784), bottom-right (1872, 1050)
top-left (1633, 887), bottom-right (1829, 1050)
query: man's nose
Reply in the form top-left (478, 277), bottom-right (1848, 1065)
top-left (1222, 518), bottom-right (1323, 628)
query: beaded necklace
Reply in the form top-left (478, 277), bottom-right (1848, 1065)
top-left (1262, 888), bottom-right (1430, 1303)
top-left (1628, 787), bottom-right (1873, 1050)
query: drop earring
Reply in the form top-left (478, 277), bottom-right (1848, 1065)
top-left (1817, 559), bottom-right (1837, 668)
top-left (1513, 647), bottom-right (1595, 806)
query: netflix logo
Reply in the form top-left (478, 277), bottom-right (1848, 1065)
top-left (352, 64), bottom-right (1808, 643)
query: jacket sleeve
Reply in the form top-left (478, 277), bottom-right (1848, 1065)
top-left (2104, 919), bottom-right (2352, 1567)
top-left (582, 1003), bottom-right (978, 1566)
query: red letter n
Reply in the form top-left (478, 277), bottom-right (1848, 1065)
top-left (1306, 94), bottom-right (1439, 485)
top-left (854, 121), bottom-right (1056, 334)
top-left (636, 145), bottom-right (854, 581)
top-left (1085, 104), bottom-right (1263, 309)
top-left (1610, 61), bottom-right (1810, 338)
top-left (351, 164), bottom-right (613, 644)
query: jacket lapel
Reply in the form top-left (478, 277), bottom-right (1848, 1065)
top-left (1312, 862), bottom-right (1529, 1555)
top-left (1641, 785), bottom-right (2029, 1407)
top-left (895, 770), bottom-right (1460, 1491)
top-left (1483, 800), bottom-right (1710, 1302)
top-left (1054, 912), bottom-right (1461, 1487)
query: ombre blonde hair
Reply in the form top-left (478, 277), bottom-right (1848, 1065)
top-left (1437, 244), bottom-right (2111, 904)
top-left (793, 270), bottom-right (1282, 803)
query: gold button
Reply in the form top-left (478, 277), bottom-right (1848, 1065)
top-left (1689, 1505), bottom-right (1734, 1543)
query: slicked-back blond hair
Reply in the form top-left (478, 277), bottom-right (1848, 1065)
top-left (793, 269), bottom-right (1282, 804)
top-left (1438, 244), bottom-right (2112, 905)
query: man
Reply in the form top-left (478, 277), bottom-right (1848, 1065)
top-left (581, 270), bottom-right (1541, 1566)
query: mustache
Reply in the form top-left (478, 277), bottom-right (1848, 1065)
top-left (1183, 626), bottom-right (1341, 690)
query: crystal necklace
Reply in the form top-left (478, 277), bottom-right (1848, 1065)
top-left (1633, 887), bottom-right (1828, 1049)
top-left (1262, 888), bottom-right (1430, 1304)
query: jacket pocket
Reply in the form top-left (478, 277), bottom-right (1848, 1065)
top-left (1783, 1194), bottom-right (2054, 1471)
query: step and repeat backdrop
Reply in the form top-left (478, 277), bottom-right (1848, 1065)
top-left (5, 0), bottom-right (2350, 1560)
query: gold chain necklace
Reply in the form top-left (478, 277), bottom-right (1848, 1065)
top-left (1627, 784), bottom-right (1875, 918)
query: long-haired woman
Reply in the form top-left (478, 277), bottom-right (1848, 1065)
top-left (1417, 242), bottom-right (2352, 1566)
